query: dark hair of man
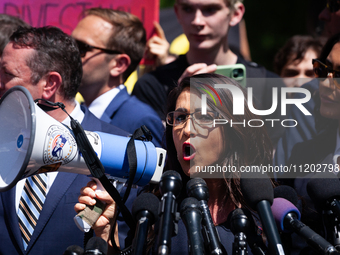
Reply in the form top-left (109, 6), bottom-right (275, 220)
top-left (274, 35), bottom-right (323, 76)
top-left (165, 73), bottom-right (273, 206)
top-left (0, 14), bottom-right (30, 56)
top-left (84, 8), bottom-right (146, 82)
top-left (9, 26), bottom-right (83, 100)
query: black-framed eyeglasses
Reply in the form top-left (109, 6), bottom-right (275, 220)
top-left (327, 0), bottom-right (340, 13)
top-left (75, 39), bottom-right (122, 57)
top-left (166, 110), bottom-right (219, 126)
top-left (312, 58), bottom-right (340, 89)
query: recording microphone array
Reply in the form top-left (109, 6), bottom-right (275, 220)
top-left (271, 197), bottom-right (339, 255)
top-left (64, 172), bottom-right (340, 255)
top-left (240, 172), bottom-right (285, 255)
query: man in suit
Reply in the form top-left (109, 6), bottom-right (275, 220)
top-left (71, 8), bottom-right (164, 148)
top-left (0, 26), bottom-right (129, 254)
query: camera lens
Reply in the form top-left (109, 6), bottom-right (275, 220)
top-left (233, 68), bottom-right (243, 78)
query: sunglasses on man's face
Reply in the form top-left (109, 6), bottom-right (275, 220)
top-left (75, 39), bottom-right (122, 57)
top-left (327, 0), bottom-right (340, 13)
top-left (313, 58), bottom-right (340, 89)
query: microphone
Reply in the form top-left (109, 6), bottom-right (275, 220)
top-left (274, 185), bottom-right (298, 206)
top-left (307, 173), bottom-right (340, 249)
top-left (84, 236), bottom-right (108, 255)
top-left (186, 178), bottom-right (225, 255)
top-left (180, 197), bottom-right (206, 255)
top-left (240, 173), bottom-right (285, 255)
top-left (307, 173), bottom-right (340, 218)
top-left (273, 185), bottom-right (299, 255)
top-left (63, 245), bottom-right (84, 255)
top-left (228, 208), bottom-right (269, 255)
top-left (271, 197), bottom-right (340, 255)
top-left (131, 192), bottom-right (160, 255)
top-left (157, 170), bottom-right (183, 255)
top-left (230, 208), bottom-right (249, 255)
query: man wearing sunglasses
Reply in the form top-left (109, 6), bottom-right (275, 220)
top-left (274, 0), bottom-right (340, 168)
top-left (71, 8), bottom-right (164, 148)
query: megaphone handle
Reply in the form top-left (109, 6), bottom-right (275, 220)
top-left (74, 177), bottom-right (124, 232)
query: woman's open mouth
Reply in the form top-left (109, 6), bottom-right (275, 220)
top-left (182, 142), bottom-right (196, 161)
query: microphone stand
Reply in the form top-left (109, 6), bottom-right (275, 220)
top-left (232, 232), bottom-right (248, 255)
top-left (323, 209), bottom-right (340, 251)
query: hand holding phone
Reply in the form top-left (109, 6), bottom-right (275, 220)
top-left (215, 64), bottom-right (246, 88)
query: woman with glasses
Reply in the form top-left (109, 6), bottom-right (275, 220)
top-left (279, 33), bottom-right (340, 255)
top-left (75, 73), bottom-right (273, 254)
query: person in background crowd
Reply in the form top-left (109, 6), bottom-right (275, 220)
top-left (0, 14), bottom-right (30, 56)
top-left (281, 32), bottom-right (340, 255)
top-left (274, 35), bottom-right (323, 90)
top-left (71, 8), bottom-right (164, 148)
top-left (132, 0), bottom-right (286, 149)
top-left (274, 0), bottom-right (340, 167)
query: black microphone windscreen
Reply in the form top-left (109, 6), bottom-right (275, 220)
top-left (186, 178), bottom-right (206, 190)
top-left (240, 173), bottom-right (273, 209)
top-left (180, 197), bottom-right (200, 213)
top-left (131, 192), bottom-right (160, 223)
top-left (274, 185), bottom-right (298, 206)
top-left (231, 208), bottom-right (245, 219)
top-left (63, 245), bottom-right (84, 255)
top-left (186, 178), bottom-right (209, 201)
top-left (307, 172), bottom-right (340, 209)
top-left (84, 236), bottom-right (108, 255)
top-left (159, 170), bottom-right (182, 196)
top-left (230, 208), bottom-right (250, 234)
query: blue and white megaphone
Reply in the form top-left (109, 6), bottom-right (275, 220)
top-left (0, 86), bottom-right (166, 192)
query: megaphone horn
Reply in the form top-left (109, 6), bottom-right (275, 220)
top-left (0, 86), bottom-right (166, 192)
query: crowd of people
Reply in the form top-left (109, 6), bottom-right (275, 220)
top-left (0, 0), bottom-right (340, 254)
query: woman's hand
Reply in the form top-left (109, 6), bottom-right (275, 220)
top-left (75, 181), bottom-right (119, 251)
top-left (178, 63), bottom-right (217, 84)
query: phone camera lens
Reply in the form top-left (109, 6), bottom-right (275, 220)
top-left (233, 68), bottom-right (243, 78)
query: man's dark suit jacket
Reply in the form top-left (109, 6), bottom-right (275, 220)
top-left (100, 87), bottom-right (164, 148)
top-left (0, 105), bottom-right (129, 255)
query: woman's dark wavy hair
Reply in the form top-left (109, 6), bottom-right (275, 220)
top-left (9, 26), bottom-right (82, 101)
top-left (165, 73), bottom-right (273, 207)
